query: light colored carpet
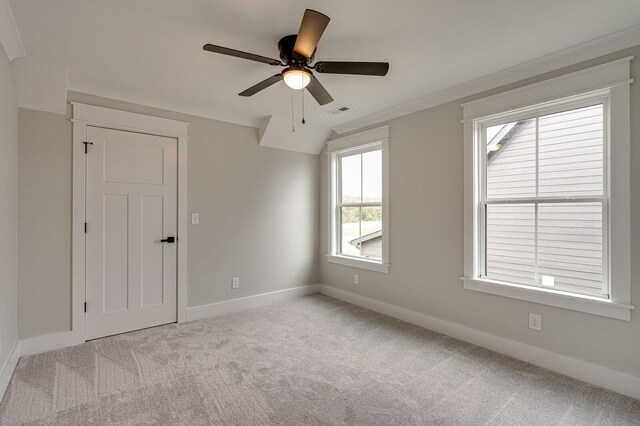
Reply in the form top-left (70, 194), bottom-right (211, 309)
top-left (1, 294), bottom-right (639, 425)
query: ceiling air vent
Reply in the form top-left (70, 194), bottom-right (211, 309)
top-left (328, 105), bottom-right (352, 115)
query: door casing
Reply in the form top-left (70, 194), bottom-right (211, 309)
top-left (71, 103), bottom-right (189, 343)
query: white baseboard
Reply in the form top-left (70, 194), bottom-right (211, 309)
top-left (186, 284), bottom-right (321, 322)
top-left (0, 340), bottom-right (20, 402)
top-left (20, 331), bottom-right (81, 357)
top-left (16, 285), bottom-right (322, 358)
top-left (13, 284), bottom-right (637, 399)
top-left (319, 285), bottom-right (640, 400)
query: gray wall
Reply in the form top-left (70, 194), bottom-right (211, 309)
top-left (18, 109), bottom-right (72, 337)
top-left (18, 92), bottom-right (319, 339)
top-left (0, 45), bottom-right (19, 368)
top-left (320, 45), bottom-right (640, 377)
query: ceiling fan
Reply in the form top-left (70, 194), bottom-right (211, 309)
top-left (203, 9), bottom-right (389, 106)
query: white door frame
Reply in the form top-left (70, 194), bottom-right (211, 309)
top-left (71, 103), bottom-right (189, 343)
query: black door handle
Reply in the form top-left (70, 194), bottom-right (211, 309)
top-left (161, 236), bottom-right (175, 243)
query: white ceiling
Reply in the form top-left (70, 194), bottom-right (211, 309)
top-left (9, 0), bottom-right (640, 154)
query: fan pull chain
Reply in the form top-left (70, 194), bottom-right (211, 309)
top-left (291, 88), bottom-right (295, 133)
top-left (301, 87), bottom-right (306, 125)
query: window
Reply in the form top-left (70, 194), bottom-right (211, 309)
top-left (327, 126), bottom-right (389, 273)
top-left (338, 149), bottom-right (382, 259)
top-left (481, 102), bottom-right (607, 298)
top-left (462, 58), bottom-right (632, 320)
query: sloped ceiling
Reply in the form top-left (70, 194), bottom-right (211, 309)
top-left (8, 0), bottom-right (640, 154)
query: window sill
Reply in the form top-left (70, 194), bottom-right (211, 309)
top-left (462, 277), bottom-right (633, 321)
top-left (326, 255), bottom-right (389, 273)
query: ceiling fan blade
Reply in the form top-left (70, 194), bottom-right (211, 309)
top-left (239, 74), bottom-right (283, 97)
top-left (203, 44), bottom-right (282, 66)
top-left (314, 61), bottom-right (389, 76)
top-left (306, 78), bottom-right (334, 105)
top-left (293, 9), bottom-right (330, 59)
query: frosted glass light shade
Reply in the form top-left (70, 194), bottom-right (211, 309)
top-left (283, 67), bottom-right (312, 90)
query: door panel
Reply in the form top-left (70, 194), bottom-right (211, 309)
top-left (86, 126), bottom-right (177, 340)
top-left (103, 194), bottom-right (129, 313)
top-left (141, 195), bottom-right (164, 307)
top-left (104, 141), bottom-right (165, 184)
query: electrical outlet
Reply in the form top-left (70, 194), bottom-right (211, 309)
top-left (191, 213), bottom-right (200, 225)
top-left (529, 313), bottom-right (542, 331)
top-left (353, 274), bottom-right (359, 284)
top-left (231, 277), bottom-right (239, 289)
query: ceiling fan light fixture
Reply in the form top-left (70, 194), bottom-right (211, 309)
top-left (203, 9), bottom-right (388, 105)
top-left (282, 67), bottom-right (312, 90)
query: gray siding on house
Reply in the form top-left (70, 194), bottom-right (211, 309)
top-left (487, 120), bottom-right (537, 199)
top-left (360, 237), bottom-right (382, 259)
top-left (485, 104), bottom-right (605, 297)
top-left (486, 203), bottom-right (536, 285)
top-left (539, 105), bottom-right (604, 197)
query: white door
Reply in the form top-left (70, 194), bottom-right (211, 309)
top-left (85, 126), bottom-right (178, 340)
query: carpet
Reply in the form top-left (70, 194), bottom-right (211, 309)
top-left (1, 294), bottom-right (639, 425)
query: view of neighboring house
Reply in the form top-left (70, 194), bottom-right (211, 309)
top-left (349, 230), bottom-right (382, 259)
top-left (484, 104), bottom-right (604, 297)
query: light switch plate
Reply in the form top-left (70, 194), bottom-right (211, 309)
top-left (191, 213), bottom-right (199, 225)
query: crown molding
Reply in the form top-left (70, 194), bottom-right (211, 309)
top-left (0, 0), bottom-right (26, 60)
top-left (67, 76), bottom-right (262, 129)
top-left (331, 24), bottom-right (640, 135)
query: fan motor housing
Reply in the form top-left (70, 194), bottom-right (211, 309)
top-left (278, 34), bottom-right (314, 64)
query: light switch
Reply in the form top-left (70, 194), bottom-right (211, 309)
top-left (191, 213), bottom-right (199, 225)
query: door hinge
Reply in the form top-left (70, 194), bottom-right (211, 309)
top-left (83, 141), bottom-right (93, 154)
top-left (84, 222), bottom-right (87, 233)
top-left (84, 302), bottom-right (87, 313)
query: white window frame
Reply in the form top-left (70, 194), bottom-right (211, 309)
top-left (327, 126), bottom-right (390, 273)
top-left (462, 57), bottom-right (634, 321)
